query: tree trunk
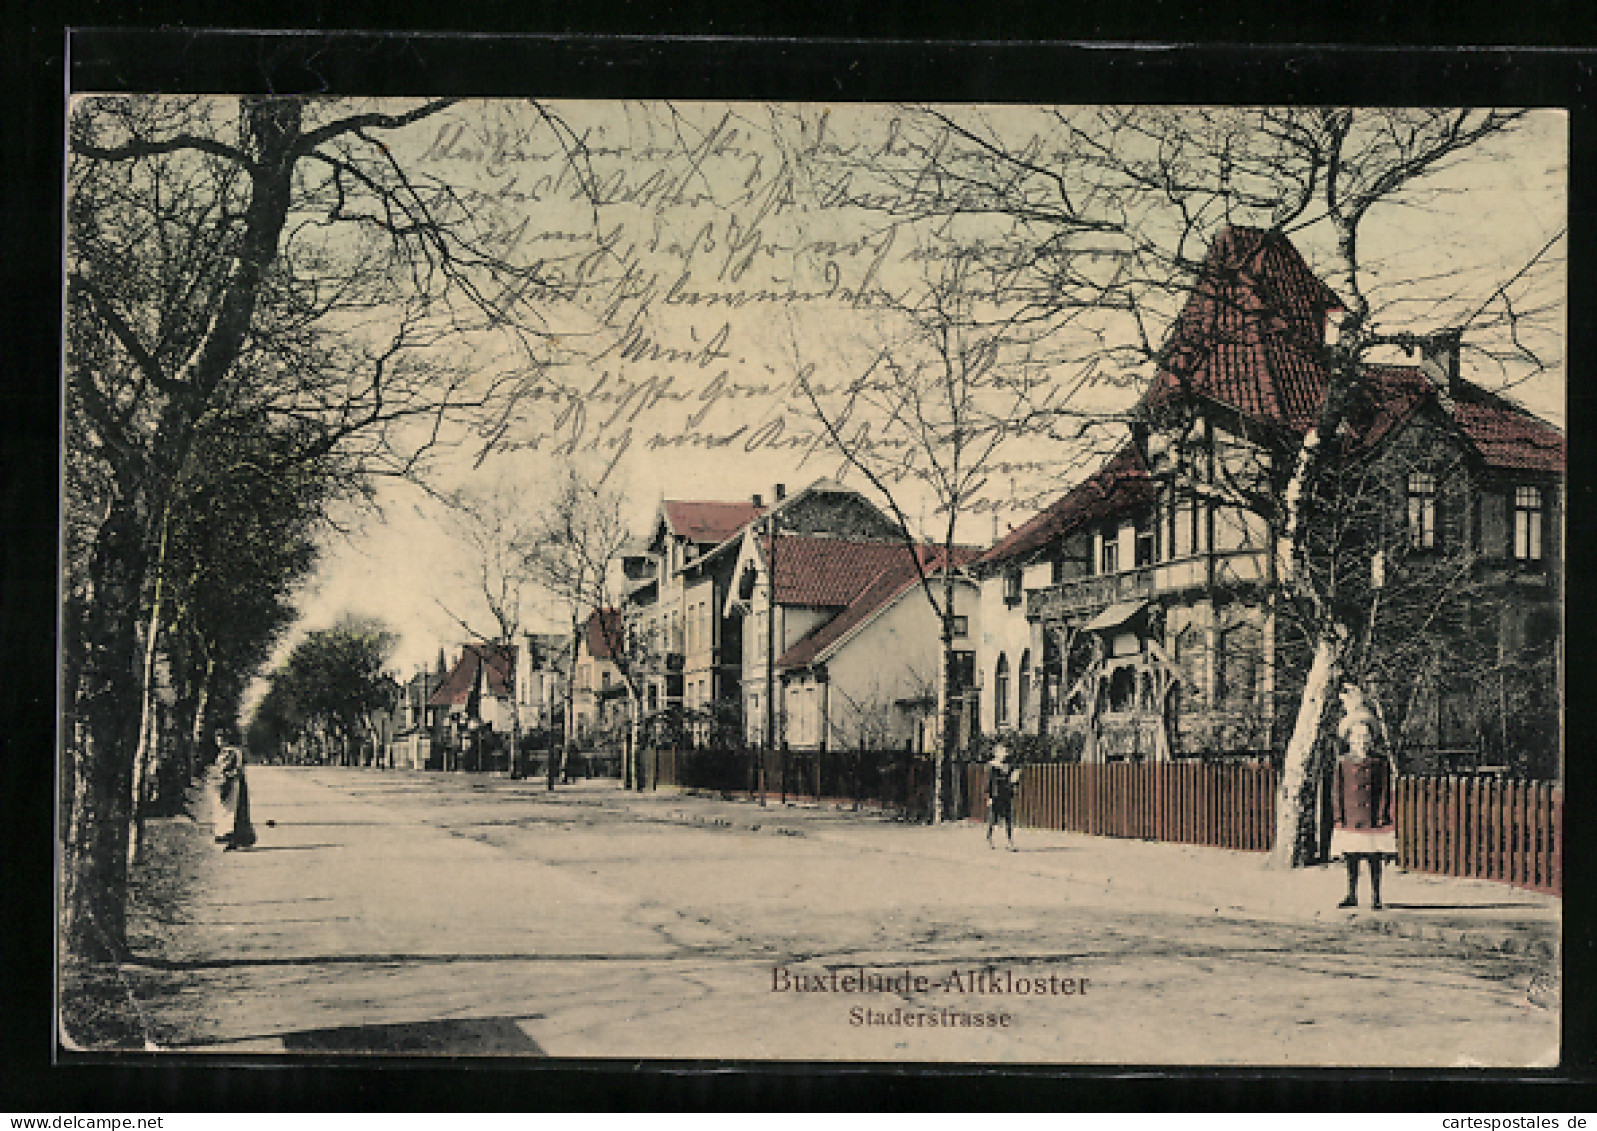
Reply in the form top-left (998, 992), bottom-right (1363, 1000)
top-left (62, 497), bottom-right (153, 961)
top-left (1272, 630), bottom-right (1344, 867)
top-left (626, 687), bottom-right (642, 790)
top-left (935, 625), bottom-right (956, 825)
top-left (188, 656), bottom-right (214, 776)
top-left (127, 507), bottom-right (173, 867)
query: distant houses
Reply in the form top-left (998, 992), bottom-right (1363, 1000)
top-left (382, 226), bottom-right (1561, 785)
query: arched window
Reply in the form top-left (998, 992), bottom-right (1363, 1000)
top-left (1018, 650), bottom-right (1032, 731)
top-left (1041, 632), bottom-right (1062, 720)
top-left (994, 654), bottom-right (1011, 730)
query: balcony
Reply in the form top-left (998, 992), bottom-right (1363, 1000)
top-left (1026, 549), bottom-right (1269, 623)
top-left (1028, 566), bottom-right (1157, 621)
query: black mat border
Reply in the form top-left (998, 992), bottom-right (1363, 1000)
top-left (6, 27), bottom-right (1595, 1111)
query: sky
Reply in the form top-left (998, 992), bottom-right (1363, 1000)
top-left (256, 103), bottom-right (1567, 688)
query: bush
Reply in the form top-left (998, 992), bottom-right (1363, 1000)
top-left (968, 730), bottom-right (1084, 764)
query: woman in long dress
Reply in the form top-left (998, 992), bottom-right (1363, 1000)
top-left (213, 745), bottom-right (257, 850)
top-left (1330, 685), bottom-right (1396, 909)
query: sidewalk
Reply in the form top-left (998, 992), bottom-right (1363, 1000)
top-left (549, 776), bottom-right (1561, 962)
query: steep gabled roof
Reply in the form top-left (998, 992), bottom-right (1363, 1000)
top-left (978, 444), bottom-right (1154, 567)
top-left (427, 642), bottom-right (514, 707)
top-left (1139, 225), bottom-right (1564, 474)
top-left (661, 500), bottom-right (765, 546)
top-left (776, 544), bottom-right (982, 670)
top-left (1142, 226), bottom-right (1345, 433)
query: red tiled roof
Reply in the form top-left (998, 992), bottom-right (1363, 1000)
top-left (776, 544), bottom-right (980, 670)
top-left (426, 642), bottom-right (514, 707)
top-left (1142, 226), bottom-right (1345, 433)
top-left (1139, 225), bottom-right (1564, 474)
top-left (663, 500), bottom-right (765, 546)
top-left (979, 445), bottom-right (1154, 566)
top-left (1448, 389), bottom-right (1566, 473)
top-left (584, 608), bottom-right (623, 661)
top-left (1341, 364), bottom-right (1564, 472)
top-left (762, 537), bottom-right (971, 607)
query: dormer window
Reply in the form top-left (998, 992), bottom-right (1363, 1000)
top-left (1514, 486), bottom-right (1544, 564)
top-left (1407, 472), bottom-right (1437, 551)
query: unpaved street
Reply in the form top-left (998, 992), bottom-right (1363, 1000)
top-left (119, 766), bottom-right (1558, 1065)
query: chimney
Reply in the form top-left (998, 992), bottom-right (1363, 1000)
top-left (751, 493), bottom-right (763, 508)
top-left (1418, 330), bottom-right (1463, 399)
top-left (774, 483), bottom-right (787, 502)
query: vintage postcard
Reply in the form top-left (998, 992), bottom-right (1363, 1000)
top-left (58, 64), bottom-right (1564, 1066)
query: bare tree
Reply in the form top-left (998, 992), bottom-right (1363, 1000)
top-left (785, 247), bottom-right (1085, 822)
top-left (427, 475), bottom-right (549, 779)
top-left (525, 465), bottom-right (651, 788)
top-left (63, 94), bottom-right (590, 959)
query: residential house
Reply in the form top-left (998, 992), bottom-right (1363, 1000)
top-left (636, 497), bottom-right (765, 733)
top-left (387, 665), bottom-right (443, 770)
top-left (720, 480), bottom-right (979, 750)
top-left (571, 609), bottom-right (626, 742)
top-left (976, 225), bottom-right (1563, 774)
top-left (426, 641), bottom-right (516, 771)
top-left (775, 544), bottom-right (982, 753)
top-left (514, 631), bottom-right (570, 741)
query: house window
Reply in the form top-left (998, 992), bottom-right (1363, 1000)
top-left (601, 670), bottom-right (612, 693)
top-left (1100, 528), bottom-right (1120, 575)
top-left (1003, 569), bottom-right (1022, 606)
top-left (1018, 650), bottom-right (1033, 730)
top-left (950, 615), bottom-right (969, 638)
top-left (994, 654), bottom-right (1011, 729)
top-left (1135, 514), bottom-right (1156, 568)
top-left (1407, 472), bottom-right (1437, 551)
top-left (1514, 486), bottom-right (1544, 563)
top-left (1173, 496), bottom-right (1195, 558)
top-left (950, 651), bottom-right (976, 694)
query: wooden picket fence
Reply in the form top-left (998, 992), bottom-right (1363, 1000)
top-left (964, 763), bottom-right (1563, 894)
top-left (641, 746), bottom-right (934, 817)
top-left (1396, 776), bottom-right (1562, 896)
top-left (967, 761), bottom-right (1278, 852)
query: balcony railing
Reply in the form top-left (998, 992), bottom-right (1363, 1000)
top-left (1027, 566), bottom-right (1157, 621)
top-left (1026, 549), bottom-right (1270, 622)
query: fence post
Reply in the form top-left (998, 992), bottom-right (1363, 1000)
top-left (1469, 776), bottom-right (1482, 881)
top-left (1552, 788), bottom-right (1563, 897)
top-left (1532, 783), bottom-right (1546, 891)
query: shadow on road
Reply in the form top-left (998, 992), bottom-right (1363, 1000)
top-left (279, 1016), bottom-right (545, 1055)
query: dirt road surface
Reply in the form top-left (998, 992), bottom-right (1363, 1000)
top-left (116, 766), bottom-right (1559, 1066)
